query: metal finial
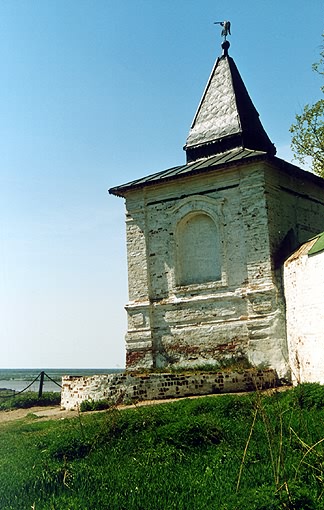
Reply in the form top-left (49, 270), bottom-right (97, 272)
top-left (214, 20), bottom-right (231, 41)
top-left (221, 40), bottom-right (230, 57)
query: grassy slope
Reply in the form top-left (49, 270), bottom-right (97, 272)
top-left (1, 385), bottom-right (324, 509)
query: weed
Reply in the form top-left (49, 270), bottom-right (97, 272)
top-left (156, 414), bottom-right (223, 449)
top-left (293, 382), bottom-right (324, 409)
top-left (2, 385), bottom-right (324, 509)
top-left (79, 398), bottom-right (112, 412)
top-left (0, 391), bottom-right (60, 410)
top-left (133, 355), bottom-right (253, 375)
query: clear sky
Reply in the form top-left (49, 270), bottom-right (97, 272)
top-left (0, 0), bottom-right (323, 369)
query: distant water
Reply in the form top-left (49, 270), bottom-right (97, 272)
top-left (0, 368), bottom-right (123, 394)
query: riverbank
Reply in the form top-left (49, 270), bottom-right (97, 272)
top-left (0, 368), bottom-right (122, 393)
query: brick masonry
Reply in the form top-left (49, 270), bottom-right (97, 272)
top-left (122, 159), bottom-right (324, 379)
top-left (61, 369), bottom-right (278, 410)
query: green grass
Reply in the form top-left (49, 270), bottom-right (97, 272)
top-left (0, 391), bottom-right (61, 410)
top-left (1, 384), bottom-right (324, 509)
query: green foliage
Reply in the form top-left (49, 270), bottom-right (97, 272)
top-left (290, 33), bottom-right (324, 176)
top-left (50, 435), bottom-right (92, 461)
top-left (205, 393), bottom-right (255, 419)
top-left (290, 99), bottom-right (324, 175)
top-left (142, 355), bottom-right (253, 375)
top-left (2, 386), bottom-right (324, 509)
top-left (169, 362), bottom-right (221, 373)
top-left (156, 415), bottom-right (222, 448)
top-left (0, 391), bottom-right (61, 410)
top-left (216, 355), bottom-right (254, 371)
top-left (293, 382), bottom-right (324, 409)
top-left (79, 398), bottom-right (113, 412)
top-left (169, 356), bottom-right (252, 373)
top-left (0, 388), bottom-right (15, 397)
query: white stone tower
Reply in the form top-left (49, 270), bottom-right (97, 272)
top-left (109, 39), bottom-right (324, 379)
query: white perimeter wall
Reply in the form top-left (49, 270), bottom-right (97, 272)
top-left (284, 247), bottom-right (324, 384)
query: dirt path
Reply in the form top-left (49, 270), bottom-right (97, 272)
top-left (0, 387), bottom-right (290, 425)
top-left (0, 406), bottom-right (78, 424)
top-left (0, 400), bottom-right (184, 424)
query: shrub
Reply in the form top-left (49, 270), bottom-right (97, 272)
top-left (49, 436), bottom-right (92, 461)
top-left (79, 399), bottom-right (112, 412)
top-left (219, 395), bottom-right (254, 419)
top-left (0, 391), bottom-right (61, 410)
top-left (293, 383), bottom-right (324, 409)
top-left (156, 415), bottom-right (223, 448)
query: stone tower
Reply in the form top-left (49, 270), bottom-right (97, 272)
top-left (109, 40), bottom-right (324, 379)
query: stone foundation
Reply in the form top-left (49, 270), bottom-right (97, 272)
top-left (61, 369), bottom-right (278, 410)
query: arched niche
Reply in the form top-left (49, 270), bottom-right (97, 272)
top-left (176, 212), bottom-right (221, 285)
top-left (169, 195), bottom-right (226, 288)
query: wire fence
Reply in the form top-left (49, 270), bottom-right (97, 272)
top-left (0, 371), bottom-right (62, 399)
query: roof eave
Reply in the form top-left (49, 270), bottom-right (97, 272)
top-left (108, 150), bottom-right (268, 198)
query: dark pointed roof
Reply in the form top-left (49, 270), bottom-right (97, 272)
top-left (109, 41), bottom-right (279, 197)
top-left (184, 42), bottom-right (276, 163)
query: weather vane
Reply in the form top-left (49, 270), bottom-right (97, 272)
top-left (214, 20), bottom-right (231, 41)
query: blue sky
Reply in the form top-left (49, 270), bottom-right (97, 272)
top-left (0, 0), bottom-right (323, 368)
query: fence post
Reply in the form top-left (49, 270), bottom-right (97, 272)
top-left (38, 371), bottom-right (45, 398)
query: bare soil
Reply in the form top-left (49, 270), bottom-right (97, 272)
top-left (0, 406), bottom-right (78, 424)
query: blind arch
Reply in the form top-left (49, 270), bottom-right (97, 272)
top-left (176, 212), bottom-right (221, 286)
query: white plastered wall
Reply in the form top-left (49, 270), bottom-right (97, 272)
top-left (284, 243), bottom-right (324, 384)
